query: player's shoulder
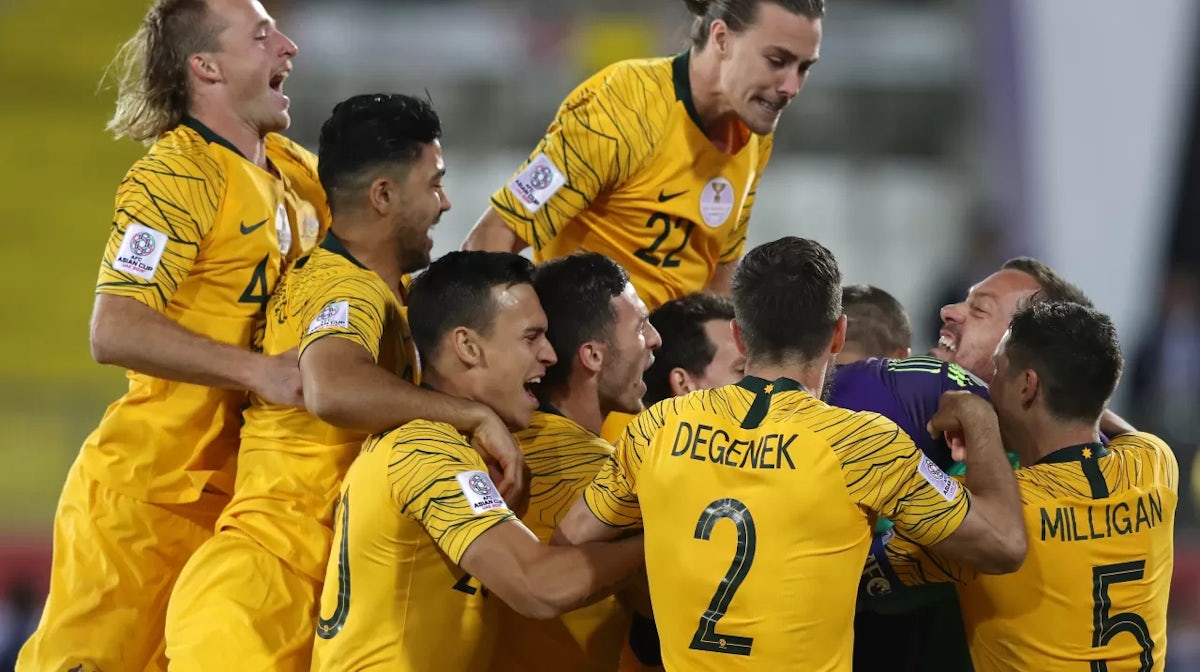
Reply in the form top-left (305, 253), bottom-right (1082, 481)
top-left (381, 419), bottom-right (468, 452)
top-left (1108, 431), bottom-right (1179, 476)
top-left (130, 124), bottom-right (227, 187)
top-left (266, 132), bottom-right (320, 181)
top-left (809, 399), bottom-right (912, 449)
top-left (519, 409), bottom-right (613, 457)
top-left (559, 55), bottom-right (676, 118)
top-left (293, 244), bottom-right (389, 298)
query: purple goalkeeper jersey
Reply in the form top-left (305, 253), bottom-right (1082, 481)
top-left (828, 356), bottom-right (990, 470)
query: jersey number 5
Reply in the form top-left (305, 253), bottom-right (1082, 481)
top-left (1091, 560), bottom-right (1154, 671)
top-left (689, 498), bottom-right (756, 656)
top-left (634, 213), bottom-right (695, 268)
top-left (317, 490), bottom-right (351, 640)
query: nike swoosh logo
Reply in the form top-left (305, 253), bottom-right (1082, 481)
top-left (239, 218), bottom-right (268, 235)
top-left (657, 189), bottom-right (688, 203)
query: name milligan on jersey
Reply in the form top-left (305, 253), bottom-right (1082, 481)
top-left (1040, 491), bottom-right (1165, 542)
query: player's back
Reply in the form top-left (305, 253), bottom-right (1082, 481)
top-left (957, 432), bottom-right (1177, 671)
top-left (621, 377), bottom-right (958, 671)
top-left (84, 121), bottom-right (321, 503)
top-left (490, 408), bottom-right (628, 672)
top-left (218, 237), bottom-right (416, 582)
top-left (312, 420), bottom-right (512, 672)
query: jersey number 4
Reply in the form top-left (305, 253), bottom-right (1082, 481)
top-left (634, 213), bottom-right (695, 268)
top-left (1091, 561), bottom-right (1154, 671)
top-left (238, 255), bottom-right (271, 313)
top-left (689, 498), bottom-right (756, 656)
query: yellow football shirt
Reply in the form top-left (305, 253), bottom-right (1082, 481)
top-left (491, 52), bottom-right (772, 309)
top-left (216, 233), bottom-right (417, 581)
top-left (583, 376), bottom-right (971, 671)
top-left (312, 420), bottom-right (517, 672)
top-left (490, 407), bottom-right (630, 672)
top-left (83, 118), bottom-right (328, 503)
top-left (874, 432), bottom-right (1177, 672)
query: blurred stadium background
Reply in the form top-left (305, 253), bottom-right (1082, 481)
top-left (1, 0), bottom-right (1198, 666)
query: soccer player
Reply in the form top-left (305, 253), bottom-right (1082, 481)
top-left (463, 0), bottom-right (825, 309)
top-left (643, 293), bottom-right (746, 407)
top-left (164, 94), bottom-right (526, 671)
top-left (489, 253), bottom-right (661, 672)
top-left (553, 236), bottom-right (1027, 671)
top-left (18, 1), bottom-right (326, 670)
top-left (311, 251), bottom-right (645, 672)
top-left (867, 302), bottom-right (1177, 671)
top-left (836, 284), bottom-right (911, 365)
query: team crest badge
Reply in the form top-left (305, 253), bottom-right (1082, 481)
top-left (699, 176), bottom-right (735, 227)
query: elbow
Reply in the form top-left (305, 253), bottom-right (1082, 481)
top-left (507, 572), bottom-right (568, 620)
top-left (981, 529), bottom-right (1028, 575)
top-left (303, 383), bottom-right (350, 427)
top-left (89, 315), bottom-right (121, 366)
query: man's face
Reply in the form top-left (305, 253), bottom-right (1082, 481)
top-left (932, 269), bottom-right (1040, 383)
top-left (205, 0), bottom-right (298, 134)
top-left (473, 283), bottom-right (557, 430)
top-left (717, 4), bottom-right (820, 135)
top-left (597, 283), bottom-right (662, 415)
top-left (690, 319), bottom-right (746, 390)
top-left (392, 140), bottom-right (450, 274)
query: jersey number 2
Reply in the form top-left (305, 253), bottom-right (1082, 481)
top-left (634, 213), bottom-right (695, 268)
top-left (1091, 560), bottom-right (1153, 671)
top-left (689, 498), bottom-right (756, 656)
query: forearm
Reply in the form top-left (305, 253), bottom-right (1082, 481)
top-left (90, 294), bottom-right (260, 389)
top-left (307, 357), bottom-right (486, 433)
top-left (529, 535), bottom-right (645, 617)
top-left (1099, 408), bottom-right (1136, 437)
top-left (462, 208), bottom-right (528, 253)
top-left (960, 417), bottom-right (1025, 569)
top-left (706, 261), bottom-right (736, 297)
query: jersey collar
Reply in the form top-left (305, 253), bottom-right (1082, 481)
top-left (320, 232), bottom-right (367, 269)
top-left (1035, 442), bottom-right (1109, 465)
top-left (181, 115), bottom-right (246, 160)
top-left (735, 375), bottom-right (805, 395)
top-left (672, 51), bottom-right (707, 135)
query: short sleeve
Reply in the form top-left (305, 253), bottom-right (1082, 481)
top-left (490, 74), bottom-right (662, 250)
top-left (835, 413), bottom-right (971, 548)
top-left (720, 133), bottom-right (772, 263)
top-left (389, 422), bottom-right (516, 564)
top-left (872, 525), bottom-right (976, 589)
top-left (582, 404), bottom-right (661, 529)
top-left (298, 273), bottom-right (393, 362)
top-left (96, 152), bottom-right (223, 311)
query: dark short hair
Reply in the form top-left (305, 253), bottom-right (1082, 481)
top-left (532, 253), bottom-right (629, 390)
top-left (644, 293), bottom-right (737, 406)
top-left (317, 93), bottom-right (442, 216)
top-left (408, 251), bottom-right (535, 363)
top-left (842, 284), bottom-right (911, 358)
top-left (1002, 257), bottom-right (1093, 308)
top-left (1004, 301), bottom-right (1122, 423)
top-left (732, 236), bottom-right (842, 364)
top-left (683, 0), bottom-right (825, 50)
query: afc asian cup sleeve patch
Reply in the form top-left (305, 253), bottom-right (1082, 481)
top-left (307, 300), bottom-right (350, 335)
top-left (917, 455), bottom-right (961, 502)
top-left (113, 223), bottom-right (169, 281)
top-left (455, 470), bottom-right (508, 515)
top-left (507, 153), bottom-right (566, 214)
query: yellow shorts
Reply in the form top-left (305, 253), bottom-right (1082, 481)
top-left (16, 458), bottom-right (224, 672)
top-left (165, 530), bottom-right (319, 672)
top-left (600, 411), bottom-right (637, 445)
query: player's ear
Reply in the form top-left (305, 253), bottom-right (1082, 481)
top-left (189, 52), bottom-right (222, 84)
top-left (730, 319), bottom-right (748, 356)
top-left (669, 367), bottom-right (693, 397)
top-left (578, 341), bottom-right (604, 376)
top-left (366, 176), bottom-right (394, 216)
top-left (710, 19), bottom-right (731, 57)
top-left (451, 326), bottom-right (482, 367)
top-left (829, 314), bottom-right (848, 355)
top-left (1019, 368), bottom-right (1039, 410)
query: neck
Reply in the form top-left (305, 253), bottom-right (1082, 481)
top-left (422, 368), bottom-right (471, 405)
top-left (688, 47), bottom-right (736, 136)
top-left (1010, 412), bottom-right (1101, 466)
top-left (544, 378), bottom-right (604, 436)
top-left (744, 355), bottom-right (829, 399)
top-left (188, 103), bottom-right (268, 169)
top-left (330, 219), bottom-right (406, 296)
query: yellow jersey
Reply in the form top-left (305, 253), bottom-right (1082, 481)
top-left (583, 376), bottom-right (971, 671)
top-left (872, 432), bottom-right (1177, 672)
top-left (491, 53), bottom-right (772, 309)
top-left (84, 117), bottom-right (328, 503)
top-left (216, 233), bottom-right (417, 581)
top-left (490, 407), bottom-right (630, 672)
top-left (312, 420), bottom-right (517, 672)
